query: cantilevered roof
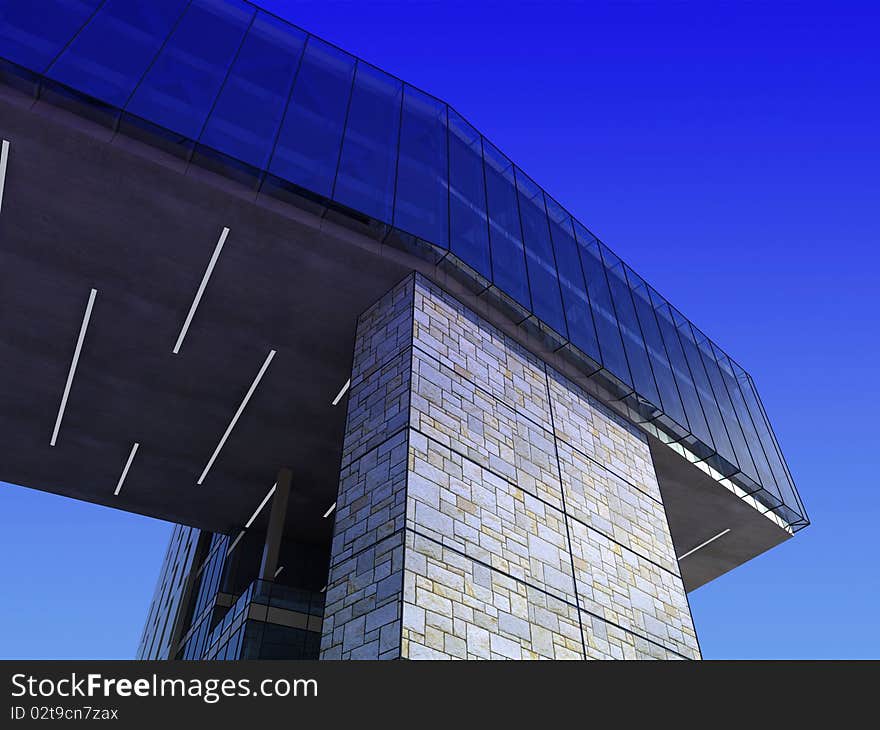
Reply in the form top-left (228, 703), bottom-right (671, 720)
top-left (0, 0), bottom-right (807, 531)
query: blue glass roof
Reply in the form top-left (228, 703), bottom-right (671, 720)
top-left (0, 0), bottom-right (807, 530)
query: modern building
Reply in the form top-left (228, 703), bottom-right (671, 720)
top-left (0, 0), bottom-right (808, 661)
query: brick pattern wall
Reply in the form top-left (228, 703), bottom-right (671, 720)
top-left (320, 273), bottom-right (700, 660)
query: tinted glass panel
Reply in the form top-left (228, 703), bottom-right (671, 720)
top-left (545, 196), bottom-right (600, 361)
top-left (0, 0), bottom-right (101, 72)
top-left (572, 223), bottom-right (630, 384)
top-left (47, 0), bottom-right (187, 107)
top-left (601, 246), bottom-right (660, 406)
top-left (394, 86), bottom-right (448, 245)
top-left (483, 140), bottom-right (530, 309)
top-left (515, 170), bottom-right (566, 336)
top-left (269, 37), bottom-right (355, 198)
top-left (126, 0), bottom-right (254, 140)
top-left (735, 365), bottom-right (798, 505)
top-left (626, 268), bottom-right (688, 428)
top-left (713, 345), bottom-right (781, 502)
top-left (448, 109), bottom-right (491, 279)
top-left (650, 293), bottom-right (715, 448)
top-left (333, 62), bottom-right (401, 223)
top-left (199, 11), bottom-right (306, 169)
top-left (673, 311), bottom-right (739, 472)
top-left (694, 328), bottom-right (759, 482)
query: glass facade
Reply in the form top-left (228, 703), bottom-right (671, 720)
top-left (0, 0), bottom-right (806, 529)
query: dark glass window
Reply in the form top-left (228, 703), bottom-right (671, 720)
top-left (713, 345), bottom-right (782, 502)
top-left (545, 196), bottom-right (600, 362)
top-left (572, 223), bottom-right (631, 385)
top-left (199, 11), bottom-right (306, 169)
top-left (47, 0), bottom-right (188, 108)
top-left (650, 293), bottom-right (715, 449)
top-left (514, 170), bottom-right (566, 336)
top-left (736, 368), bottom-right (804, 516)
top-left (694, 327), bottom-right (759, 482)
top-left (482, 140), bottom-right (530, 310)
top-left (269, 37), bottom-right (356, 198)
top-left (0, 0), bottom-right (102, 72)
top-left (393, 86), bottom-right (449, 246)
top-left (625, 268), bottom-right (688, 428)
top-left (333, 62), bottom-right (402, 224)
top-left (672, 310), bottom-right (739, 472)
top-left (448, 109), bottom-right (491, 280)
top-left (125, 0), bottom-right (255, 140)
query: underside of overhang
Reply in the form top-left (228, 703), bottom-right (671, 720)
top-left (0, 84), bottom-right (790, 590)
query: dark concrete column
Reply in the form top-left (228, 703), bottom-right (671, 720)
top-left (259, 468), bottom-right (291, 580)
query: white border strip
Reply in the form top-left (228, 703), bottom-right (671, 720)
top-left (331, 378), bottom-right (351, 406)
top-left (197, 349), bottom-right (276, 484)
top-left (173, 227), bottom-right (229, 354)
top-left (0, 139), bottom-right (10, 215)
top-left (50, 288), bottom-right (97, 446)
top-left (114, 442), bottom-right (140, 496)
top-left (677, 528), bottom-right (731, 561)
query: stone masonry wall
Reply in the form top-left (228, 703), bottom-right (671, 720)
top-left (319, 273), bottom-right (700, 660)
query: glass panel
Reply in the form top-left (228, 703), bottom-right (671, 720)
top-left (713, 345), bottom-right (782, 502)
top-left (47, 0), bottom-right (188, 107)
top-left (199, 11), bottom-right (306, 169)
top-left (601, 245), bottom-right (661, 407)
top-left (672, 310), bottom-right (739, 472)
top-left (393, 85), bottom-right (449, 246)
top-left (545, 196), bottom-right (600, 361)
top-left (694, 327), bottom-right (759, 482)
top-left (736, 366), bottom-right (804, 515)
top-left (626, 268), bottom-right (688, 428)
top-left (333, 62), bottom-right (401, 224)
top-left (514, 169), bottom-right (566, 336)
top-left (650, 292), bottom-right (715, 449)
top-left (125, 0), bottom-right (255, 140)
top-left (572, 222), bottom-right (631, 384)
top-left (482, 139), bottom-right (530, 310)
top-left (269, 36), bottom-right (356, 198)
top-left (448, 109), bottom-right (491, 279)
top-left (0, 0), bottom-right (102, 72)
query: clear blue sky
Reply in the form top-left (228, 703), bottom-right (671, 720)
top-left (1, 0), bottom-right (878, 659)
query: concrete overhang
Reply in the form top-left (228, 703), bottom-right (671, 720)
top-left (0, 85), bottom-right (790, 588)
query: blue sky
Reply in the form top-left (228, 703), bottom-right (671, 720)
top-left (2, 0), bottom-right (878, 659)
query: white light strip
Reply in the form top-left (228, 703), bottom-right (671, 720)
top-left (172, 226), bottom-right (230, 355)
top-left (226, 530), bottom-right (246, 558)
top-left (197, 349), bottom-right (276, 485)
top-left (0, 139), bottom-right (10, 215)
top-left (50, 288), bottom-right (97, 446)
top-left (245, 483), bottom-right (276, 529)
top-left (273, 566), bottom-right (284, 578)
top-left (677, 528), bottom-right (731, 561)
top-left (323, 502), bottom-right (336, 518)
top-left (331, 378), bottom-right (351, 406)
top-left (319, 585), bottom-right (326, 593)
top-left (113, 442), bottom-right (140, 496)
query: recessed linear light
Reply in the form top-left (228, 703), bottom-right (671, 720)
top-left (274, 566), bottom-right (284, 578)
top-left (172, 226), bottom-right (230, 355)
top-left (322, 502), bottom-right (336, 518)
top-left (331, 378), bottom-right (351, 406)
top-left (0, 139), bottom-right (10, 215)
top-left (197, 349), bottom-right (276, 485)
top-left (677, 528), bottom-right (731, 561)
top-left (226, 530), bottom-right (246, 558)
top-left (319, 585), bottom-right (326, 593)
top-left (113, 442), bottom-right (140, 496)
top-left (246, 483), bottom-right (276, 529)
top-left (50, 288), bottom-right (97, 447)
top-left (226, 482), bottom-right (277, 558)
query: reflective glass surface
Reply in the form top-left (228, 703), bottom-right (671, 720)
top-left (0, 0), bottom-right (807, 528)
